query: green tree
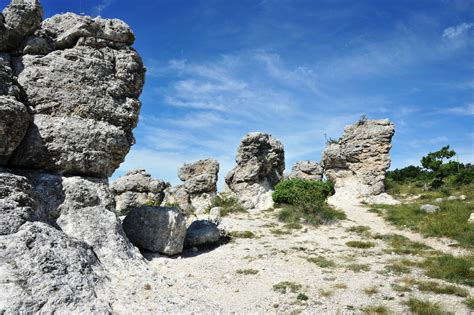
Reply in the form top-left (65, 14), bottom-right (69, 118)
top-left (421, 146), bottom-right (457, 188)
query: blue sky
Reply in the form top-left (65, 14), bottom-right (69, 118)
top-left (8, 0), bottom-right (474, 186)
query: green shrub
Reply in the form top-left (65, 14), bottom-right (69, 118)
top-left (273, 179), bottom-right (334, 206)
top-left (346, 241), bottom-right (375, 249)
top-left (273, 281), bottom-right (302, 294)
top-left (405, 297), bottom-right (444, 315)
top-left (273, 179), bottom-right (344, 226)
top-left (206, 193), bottom-right (246, 216)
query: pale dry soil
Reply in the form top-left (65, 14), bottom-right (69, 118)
top-left (109, 200), bottom-right (473, 314)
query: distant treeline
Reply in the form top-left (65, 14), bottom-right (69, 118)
top-left (386, 146), bottom-right (474, 189)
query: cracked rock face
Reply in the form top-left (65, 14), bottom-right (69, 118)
top-left (110, 169), bottom-right (169, 215)
top-left (0, 0), bottom-right (147, 312)
top-left (288, 161), bottom-right (323, 181)
top-left (164, 158), bottom-right (219, 212)
top-left (225, 132), bottom-right (285, 209)
top-left (322, 119), bottom-right (397, 204)
top-left (2, 9), bottom-right (145, 177)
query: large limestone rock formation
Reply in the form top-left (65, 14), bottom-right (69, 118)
top-left (225, 132), bottom-right (285, 209)
top-left (164, 158), bottom-right (219, 212)
top-left (322, 118), bottom-right (399, 204)
top-left (0, 1), bottom-right (147, 312)
top-left (110, 169), bottom-right (169, 215)
top-left (3, 10), bottom-right (145, 177)
top-left (288, 160), bottom-right (323, 181)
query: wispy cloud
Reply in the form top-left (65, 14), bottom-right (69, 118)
top-left (442, 22), bottom-right (473, 39)
top-left (93, 0), bottom-right (114, 16)
top-left (445, 103), bottom-right (474, 116)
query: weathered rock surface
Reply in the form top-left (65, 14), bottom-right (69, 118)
top-left (111, 169), bottom-right (169, 215)
top-left (322, 119), bottom-right (397, 204)
top-left (164, 158), bottom-right (219, 212)
top-left (469, 213), bottom-right (474, 224)
top-left (3, 10), bottom-right (145, 177)
top-left (0, 222), bottom-right (111, 313)
top-left (184, 220), bottom-right (221, 248)
top-left (288, 160), bottom-right (323, 181)
top-left (0, 0), bottom-right (43, 51)
top-left (122, 206), bottom-right (187, 255)
top-left (0, 1), bottom-right (147, 312)
top-left (225, 132), bottom-right (285, 209)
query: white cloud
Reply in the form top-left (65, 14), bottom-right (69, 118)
top-left (442, 22), bottom-right (474, 39)
top-left (93, 0), bottom-right (113, 16)
top-left (445, 103), bottom-right (474, 115)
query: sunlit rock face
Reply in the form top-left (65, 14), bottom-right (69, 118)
top-left (163, 158), bottom-right (219, 212)
top-left (0, 0), bottom-right (147, 312)
top-left (225, 132), bottom-right (285, 209)
top-left (322, 119), bottom-right (399, 205)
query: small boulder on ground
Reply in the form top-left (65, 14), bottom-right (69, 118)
top-left (184, 220), bottom-right (220, 248)
top-left (122, 206), bottom-right (186, 255)
top-left (469, 213), bottom-right (474, 224)
top-left (420, 204), bottom-right (440, 213)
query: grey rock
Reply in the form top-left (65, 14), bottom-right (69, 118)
top-left (4, 12), bottom-right (145, 177)
top-left (165, 159), bottom-right (219, 212)
top-left (184, 220), bottom-right (220, 248)
top-left (0, 170), bottom-right (38, 235)
top-left (1, 169), bottom-right (143, 268)
top-left (9, 115), bottom-right (131, 177)
top-left (288, 160), bottom-right (323, 181)
top-left (40, 13), bottom-right (135, 49)
top-left (459, 195), bottom-right (467, 200)
top-left (122, 206), bottom-right (187, 255)
top-left (225, 132), bottom-right (284, 209)
top-left (420, 204), bottom-right (440, 213)
top-left (110, 169), bottom-right (169, 215)
top-left (209, 207), bottom-right (222, 217)
top-left (322, 119), bottom-right (396, 204)
top-left (469, 213), bottom-right (474, 224)
top-left (0, 221), bottom-right (111, 313)
top-left (0, 96), bottom-right (30, 164)
top-left (0, 0), bottom-right (43, 51)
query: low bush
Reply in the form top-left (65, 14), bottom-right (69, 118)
top-left (421, 254), bottom-right (474, 286)
top-left (272, 179), bottom-right (344, 226)
top-left (405, 297), bottom-right (444, 315)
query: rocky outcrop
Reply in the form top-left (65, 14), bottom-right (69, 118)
top-left (163, 158), bottom-right (219, 212)
top-left (322, 118), bottom-right (398, 204)
top-left (225, 132), bottom-right (285, 209)
top-left (3, 10), bottom-right (145, 177)
top-left (0, 0), bottom-right (146, 312)
top-left (122, 206), bottom-right (187, 255)
top-left (288, 161), bottom-right (323, 181)
top-left (111, 169), bottom-right (169, 215)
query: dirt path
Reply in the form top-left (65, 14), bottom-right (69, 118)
top-left (109, 201), bottom-right (473, 314)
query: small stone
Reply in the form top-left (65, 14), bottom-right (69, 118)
top-left (435, 198), bottom-right (444, 203)
top-left (420, 204), bottom-right (440, 213)
top-left (468, 213), bottom-right (474, 224)
top-left (459, 195), bottom-right (467, 200)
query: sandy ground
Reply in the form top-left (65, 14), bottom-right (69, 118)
top-left (109, 199), bottom-right (473, 314)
